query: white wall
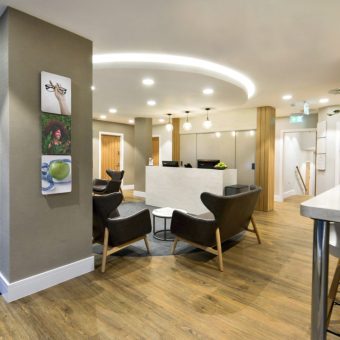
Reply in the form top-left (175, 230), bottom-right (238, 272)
top-left (180, 108), bottom-right (257, 134)
top-left (274, 115), bottom-right (318, 200)
top-left (316, 106), bottom-right (340, 194)
top-left (152, 124), bottom-right (172, 163)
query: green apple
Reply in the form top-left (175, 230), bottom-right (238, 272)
top-left (49, 160), bottom-right (70, 180)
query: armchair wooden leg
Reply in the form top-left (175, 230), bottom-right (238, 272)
top-left (171, 237), bottom-right (178, 255)
top-left (215, 228), bottom-right (224, 272)
top-left (327, 259), bottom-right (340, 327)
top-left (101, 228), bottom-right (109, 273)
top-left (251, 215), bottom-right (261, 244)
top-left (144, 236), bottom-right (151, 254)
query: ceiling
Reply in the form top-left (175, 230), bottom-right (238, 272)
top-left (1, 0), bottom-right (340, 122)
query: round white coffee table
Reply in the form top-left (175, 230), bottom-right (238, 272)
top-left (152, 207), bottom-right (187, 241)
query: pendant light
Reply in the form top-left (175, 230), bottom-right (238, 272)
top-left (183, 110), bottom-right (192, 131)
top-left (203, 107), bottom-right (212, 129)
top-left (165, 113), bottom-right (173, 132)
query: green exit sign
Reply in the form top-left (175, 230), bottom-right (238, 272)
top-left (290, 115), bottom-right (304, 123)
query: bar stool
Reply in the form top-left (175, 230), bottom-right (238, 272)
top-left (327, 222), bottom-right (340, 336)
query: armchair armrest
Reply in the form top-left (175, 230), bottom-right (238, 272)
top-left (107, 209), bottom-right (151, 247)
top-left (170, 210), bottom-right (217, 247)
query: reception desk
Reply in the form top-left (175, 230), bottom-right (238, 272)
top-left (145, 167), bottom-right (237, 214)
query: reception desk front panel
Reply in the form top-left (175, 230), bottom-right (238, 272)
top-left (145, 167), bottom-right (237, 214)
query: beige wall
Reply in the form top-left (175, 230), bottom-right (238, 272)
top-left (0, 8), bottom-right (93, 282)
top-left (93, 120), bottom-right (135, 185)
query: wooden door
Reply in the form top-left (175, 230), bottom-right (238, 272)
top-left (152, 137), bottom-right (160, 166)
top-left (101, 135), bottom-right (120, 179)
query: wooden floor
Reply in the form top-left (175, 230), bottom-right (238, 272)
top-left (1, 195), bottom-right (339, 339)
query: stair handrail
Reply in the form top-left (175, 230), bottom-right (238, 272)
top-left (296, 165), bottom-right (307, 194)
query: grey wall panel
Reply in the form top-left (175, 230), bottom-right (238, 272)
top-left (4, 8), bottom-right (93, 282)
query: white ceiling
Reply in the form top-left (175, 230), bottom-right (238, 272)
top-left (1, 0), bottom-right (340, 122)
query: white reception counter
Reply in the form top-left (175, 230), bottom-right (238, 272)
top-left (145, 166), bottom-right (237, 214)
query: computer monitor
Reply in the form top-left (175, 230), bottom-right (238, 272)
top-left (197, 159), bottom-right (220, 169)
top-left (162, 161), bottom-right (179, 167)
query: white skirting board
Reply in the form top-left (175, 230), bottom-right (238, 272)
top-left (122, 184), bottom-right (134, 190)
top-left (0, 256), bottom-right (94, 303)
top-left (134, 190), bottom-right (146, 198)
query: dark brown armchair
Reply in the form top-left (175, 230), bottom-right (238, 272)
top-left (93, 178), bottom-right (122, 195)
top-left (93, 192), bottom-right (152, 272)
top-left (170, 186), bottom-right (262, 271)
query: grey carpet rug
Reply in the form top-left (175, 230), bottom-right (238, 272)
top-left (93, 201), bottom-right (242, 258)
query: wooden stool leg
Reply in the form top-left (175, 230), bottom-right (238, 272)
top-left (101, 228), bottom-right (109, 273)
top-left (171, 237), bottom-right (178, 255)
top-left (251, 215), bottom-right (261, 244)
top-left (144, 236), bottom-right (151, 254)
top-left (215, 228), bottom-right (224, 272)
top-left (327, 259), bottom-right (340, 326)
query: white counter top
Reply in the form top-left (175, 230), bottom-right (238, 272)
top-left (146, 167), bottom-right (237, 215)
top-left (300, 185), bottom-right (340, 222)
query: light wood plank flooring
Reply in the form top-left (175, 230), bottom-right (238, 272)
top-left (0, 195), bottom-right (339, 339)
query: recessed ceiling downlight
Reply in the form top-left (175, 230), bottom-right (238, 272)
top-left (203, 88), bottom-right (214, 95)
top-left (147, 100), bottom-right (156, 106)
top-left (142, 78), bottom-right (154, 86)
top-left (282, 94), bottom-right (292, 100)
top-left (109, 108), bottom-right (117, 113)
top-left (319, 98), bottom-right (329, 104)
top-left (100, 115), bottom-right (107, 119)
top-left (92, 53), bottom-right (255, 98)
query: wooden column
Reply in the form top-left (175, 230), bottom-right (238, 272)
top-left (255, 106), bottom-right (275, 211)
top-left (172, 118), bottom-right (180, 162)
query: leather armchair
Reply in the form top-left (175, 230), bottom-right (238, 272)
top-left (105, 169), bottom-right (125, 199)
top-left (170, 186), bottom-right (262, 271)
top-left (93, 192), bottom-right (152, 272)
top-left (93, 178), bottom-right (122, 195)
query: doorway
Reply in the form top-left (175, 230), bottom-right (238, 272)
top-left (99, 133), bottom-right (123, 180)
top-left (152, 136), bottom-right (160, 166)
top-left (282, 130), bottom-right (316, 199)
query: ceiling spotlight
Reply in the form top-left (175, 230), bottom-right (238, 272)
top-left (249, 130), bottom-right (255, 136)
top-left (165, 114), bottom-right (173, 132)
top-left (91, 85), bottom-right (96, 91)
top-left (109, 108), bottom-right (117, 113)
top-left (128, 119), bottom-right (134, 124)
top-left (142, 78), bottom-right (155, 86)
top-left (282, 94), bottom-right (292, 100)
top-left (100, 115), bottom-right (107, 119)
top-left (203, 107), bottom-right (212, 129)
top-left (147, 100), bottom-right (156, 106)
top-left (319, 98), bottom-right (329, 104)
top-left (159, 118), bottom-right (165, 123)
top-left (183, 110), bottom-right (192, 131)
top-left (203, 88), bottom-right (214, 95)
top-left (232, 131), bottom-right (236, 137)
top-left (215, 132), bottom-right (221, 138)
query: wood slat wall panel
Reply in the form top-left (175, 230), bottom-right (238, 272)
top-left (172, 118), bottom-right (180, 162)
top-left (101, 135), bottom-right (120, 179)
top-left (255, 106), bottom-right (275, 211)
top-left (152, 137), bottom-right (159, 166)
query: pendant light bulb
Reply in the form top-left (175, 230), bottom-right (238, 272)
top-left (203, 107), bottom-right (212, 129)
top-left (183, 110), bottom-right (192, 131)
top-left (165, 113), bottom-right (173, 132)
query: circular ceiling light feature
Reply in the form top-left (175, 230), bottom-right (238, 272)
top-left (159, 118), bottom-right (165, 123)
top-left (215, 132), bottom-right (221, 138)
top-left (93, 53), bottom-right (256, 98)
top-left (91, 85), bottom-right (96, 91)
top-left (128, 119), bottom-right (135, 124)
top-left (203, 88), bottom-right (214, 95)
top-left (147, 100), bottom-right (156, 106)
top-left (142, 78), bottom-right (155, 86)
top-left (100, 115), bottom-right (107, 120)
top-left (319, 98), bottom-right (329, 104)
top-left (109, 108), bottom-right (117, 113)
top-left (282, 94), bottom-right (293, 100)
